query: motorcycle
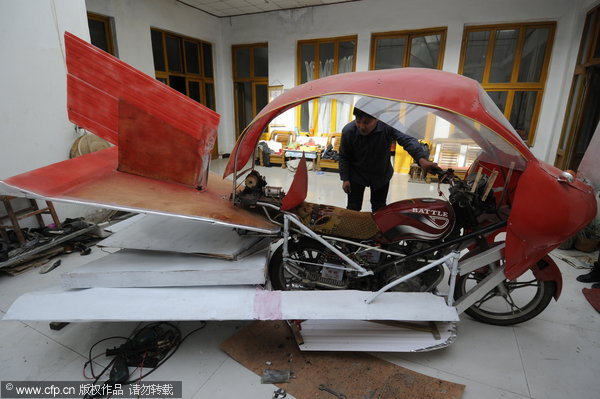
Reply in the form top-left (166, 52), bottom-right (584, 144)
top-left (224, 68), bottom-right (597, 328)
top-left (234, 162), bottom-right (553, 326)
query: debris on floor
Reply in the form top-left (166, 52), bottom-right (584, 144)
top-left (220, 320), bottom-right (465, 399)
top-left (0, 217), bottom-right (111, 275)
top-left (553, 250), bottom-right (598, 270)
top-left (582, 287), bottom-right (600, 312)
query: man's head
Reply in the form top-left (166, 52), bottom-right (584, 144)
top-left (353, 107), bottom-right (378, 136)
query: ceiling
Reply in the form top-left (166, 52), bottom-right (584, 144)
top-left (176, 0), bottom-right (360, 18)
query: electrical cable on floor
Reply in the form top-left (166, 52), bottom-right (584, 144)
top-left (82, 321), bottom-right (207, 398)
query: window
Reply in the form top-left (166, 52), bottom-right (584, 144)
top-left (459, 22), bottom-right (555, 145)
top-left (370, 27), bottom-right (446, 70)
top-left (87, 12), bottom-right (116, 56)
top-left (150, 28), bottom-right (215, 111)
top-left (232, 43), bottom-right (268, 138)
top-left (297, 36), bottom-right (357, 134)
top-left (555, 5), bottom-right (600, 170)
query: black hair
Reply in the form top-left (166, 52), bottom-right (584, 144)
top-left (353, 107), bottom-right (375, 119)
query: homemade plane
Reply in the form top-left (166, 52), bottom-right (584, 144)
top-left (1, 33), bottom-right (597, 352)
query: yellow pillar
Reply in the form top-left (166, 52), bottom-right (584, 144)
top-left (393, 144), bottom-right (413, 174)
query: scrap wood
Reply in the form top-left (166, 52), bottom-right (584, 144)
top-left (220, 320), bottom-right (464, 399)
top-left (2, 246), bottom-right (64, 276)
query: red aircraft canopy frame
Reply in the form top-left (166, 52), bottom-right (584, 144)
top-left (224, 68), bottom-right (534, 177)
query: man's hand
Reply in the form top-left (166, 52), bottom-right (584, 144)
top-left (342, 180), bottom-right (351, 194)
top-left (418, 158), bottom-right (440, 174)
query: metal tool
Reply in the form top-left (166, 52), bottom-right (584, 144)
top-left (272, 388), bottom-right (286, 399)
top-left (318, 384), bottom-right (346, 399)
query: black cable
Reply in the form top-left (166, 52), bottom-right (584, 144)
top-left (85, 336), bottom-right (128, 380)
top-left (82, 321), bottom-right (208, 397)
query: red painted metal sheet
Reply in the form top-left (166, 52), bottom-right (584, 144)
top-left (65, 31), bottom-right (220, 149)
top-left (0, 147), bottom-right (278, 233)
top-left (280, 155), bottom-right (308, 211)
top-left (531, 255), bottom-right (563, 300)
top-left (118, 99), bottom-right (211, 188)
top-left (224, 68), bottom-right (533, 177)
top-left (505, 160), bottom-right (597, 280)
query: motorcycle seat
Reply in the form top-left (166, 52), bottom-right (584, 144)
top-left (292, 202), bottom-right (379, 240)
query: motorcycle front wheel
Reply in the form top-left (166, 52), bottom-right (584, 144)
top-left (454, 263), bottom-right (556, 326)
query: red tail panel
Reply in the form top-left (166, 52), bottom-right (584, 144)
top-left (281, 156), bottom-right (308, 211)
top-left (65, 32), bottom-right (219, 144)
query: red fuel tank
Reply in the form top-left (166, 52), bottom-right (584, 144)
top-left (373, 198), bottom-right (455, 243)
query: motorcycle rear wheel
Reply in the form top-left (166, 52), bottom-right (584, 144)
top-left (454, 263), bottom-right (556, 326)
top-left (269, 238), bottom-right (335, 291)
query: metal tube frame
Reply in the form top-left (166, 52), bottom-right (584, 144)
top-left (366, 251), bottom-right (461, 304)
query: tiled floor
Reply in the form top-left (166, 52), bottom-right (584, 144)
top-left (0, 158), bottom-right (598, 399)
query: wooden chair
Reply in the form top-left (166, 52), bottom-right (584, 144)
top-left (317, 133), bottom-right (342, 171)
top-left (427, 139), bottom-right (481, 182)
top-left (0, 196), bottom-right (61, 244)
top-left (266, 130), bottom-right (295, 168)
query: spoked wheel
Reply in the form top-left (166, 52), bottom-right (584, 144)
top-left (454, 262), bottom-right (556, 326)
top-left (269, 238), bottom-right (346, 291)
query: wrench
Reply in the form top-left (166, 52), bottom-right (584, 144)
top-left (319, 384), bottom-right (346, 399)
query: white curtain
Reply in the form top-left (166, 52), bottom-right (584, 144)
top-left (317, 58), bottom-right (334, 133)
top-left (304, 60), bottom-right (315, 133)
top-left (335, 55), bottom-right (354, 132)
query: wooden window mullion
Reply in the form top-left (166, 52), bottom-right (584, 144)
top-left (504, 90), bottom-right (516, 119)
top-left (511, 26), bottom-right (527, 84)
top-left (482, 29), bottom-right (496, 84)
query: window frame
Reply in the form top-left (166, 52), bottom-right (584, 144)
top-left (231, 43), bottom-right (269, 138)
top-left (458, 22), bottom-right (556, 146)
top-left (150, 27), bottom-right (215, 110)
top-left (87, 12), bottom-right (116, 56)
top-left (296, 35), bottom-right (358, 134)
top-left (369, 27), bottom-right (447, 70)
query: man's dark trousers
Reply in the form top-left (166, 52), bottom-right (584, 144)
top-left (346, 181), bottom-right (390, 212)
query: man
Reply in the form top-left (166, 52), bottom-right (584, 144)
top-left (339, 107), bottom-right (438, 212)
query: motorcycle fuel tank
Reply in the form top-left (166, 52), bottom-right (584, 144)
top-left (373, 198), bottom-right (455, 242)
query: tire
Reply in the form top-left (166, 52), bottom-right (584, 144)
top-left (269, 237), bottom-right (335, 291)
top-left (454, 263), bottom-right (556, 326)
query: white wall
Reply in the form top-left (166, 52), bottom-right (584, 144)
top-left (0, 0), bottom-right (94, 221)
top-left (80, 0), bottom-right (600, 161)
top-left (85, 0), bottom-right (227, 147)
top-left (221, 0), bottom-right (594, 163)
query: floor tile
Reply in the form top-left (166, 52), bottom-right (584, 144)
top-left (377, 318), bottom-right (530, 396)
top-left (191, 356), bottom-right (295, 399)
top-left (0, 320), bottom-right (81, 380)
top-left (514, 317), bottom-right (600, 399)
top-left (22, 321), bottom-right (142, 368)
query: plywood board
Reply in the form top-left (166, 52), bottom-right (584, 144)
top-left (97, 214), bottom-right (269, 259)
top-left (4, 288), bottom-right (458, 323)
top-left (61, 248), bottom-right (268, 289)
top-left (220, 320), bottom-right (465, 398)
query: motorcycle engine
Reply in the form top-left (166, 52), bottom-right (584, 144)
top-left (233, 170), bottom-right (284, 208)
top-left (381, 241), bottom-right (444, 292)
top-left (382, 260), bottom-right (441, 292)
